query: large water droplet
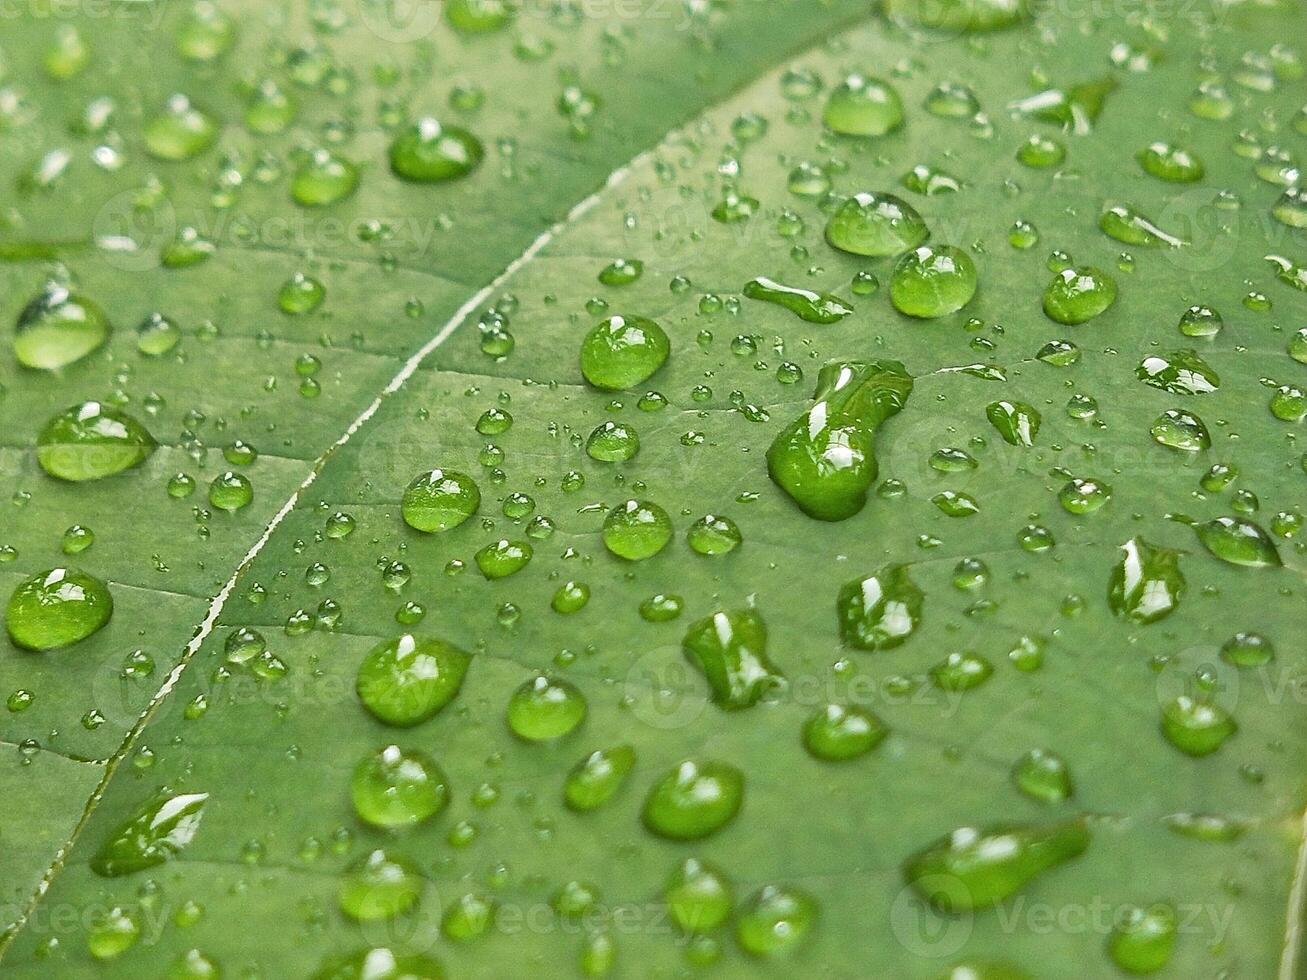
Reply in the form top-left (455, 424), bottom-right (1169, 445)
top-left (682, 609), bottom-right (784, 710)
top-left (642, 760), bottom-right (743, 840)
top-left (355, 634), bottom-right (470, 726)
top-left (389, 118), bottom-right (483, 183)
top-left (889, 245), bottom-right (978, 317)
top-left (1107, 538), bottom-right (1184, 624)
top-left (743, 276), bottom-right (853, 323)
top-left (824, 192), bottom-right (928, 257)
top-left (836, 564), bottom-right (923, 650)
top-left (351, 745), bottom-right (448, 829)
top-left (14, 283), bottom-right (110, 369)
top-left (6, 567), bottom-right (113, 650)
top-left (903, 821), bottom-right (1089, 910)
top-left (767, 360), bottom-right (913, 520)
top-left (36, 401), bottom-right (156, 481)
top-left (579, 315), bottom-right (669, 390)
top-left (90, 791), bottom-right (208, 876)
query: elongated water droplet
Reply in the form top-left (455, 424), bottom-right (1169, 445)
top-left (884, 0), bottom-right (1026, 32)
top-left (743, 276), bottom-right (853, 324)
top-left (767, 360), bottom-right (913, 521)
top-left (90, 791), bottom-right (208, 876)
top-left (1099, 203), bottom-right (1184, 247)
top-left (903, 821), bottom-right (1090, 910)
top-left (1194, 516), bottom-right (1281, 567)
top-left (985, 400), bottom-right (1040, 446)
top-left (37, 401), bottom-right (156, 481)
top-left (682, 609), bottom-right (784, 710)
top-left (1136, 349), bottom-right (1219, 394)
top-left (1138, 142), bottom-right (1203, 182)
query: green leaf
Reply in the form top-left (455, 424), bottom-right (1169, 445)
top-left (2, 1), bottom-right (1307, 978)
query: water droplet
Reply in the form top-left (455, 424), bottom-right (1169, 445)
top-left (735, 885), bottom-right (816, 957)
top-left (1221, 632), bottom-right (1274, 667)
top-left (586, 421), bottom-right (640, 462)
top-left (292, 150), bottom-right (359, 206)
top-left (1194, 516), bottom-right (1281, 567)
top-left (580, 315), bottom-right (669, 390)
top-left (564, 745), bottom-right (635, 812)
top-left (1099, 203), bottom-right (1184, 247)
top-left (355, 634), bottom-right (470, 726)
top-left (1150, 409), bottom-right (1210, 451)
top-left (1161, 696), bottom-right (1236, 755)
top-left (743, 276), bottom-right (853, 324)
top-left (1108, 902), bottom-right (1177, 973)
top-left (144, 94), bottom-right (217, 161)
top-left (837, 564), bottom-right (923, 650)
top-left (889, 245), bottom-right (977, 318)
top-left (87, 907), bottom-right (140, 960)
top-left (208, 471), bottom-right (252, 512)
top-left (1043, 266), bottom-right (1117, 324)
top-left (351, 745), bottom-right (448, 829)
top-left (402, 469), bottom-right (480, 532)
top-left (338, 850), bottom-right (423, 921)
top-left (90, 791), bottom-right (208, 876)
top-left (389, 118), bottom-right (483, 182)
top-left (1107, 538), bottom-right (1184, 624)
top-left (1058, 477), bottom-right (1111, 514)
top-left (682, 609), bottom-right (784, 710)
top-left (1138, 142), bottom-right (1204, 182)
top-left (686, 515), bottom-right (741, 555)
top-left (642, 760), bottom-right (743, 840)
top-left (14, 282), bottom-right (110, 369)
top-left (136, 312), bottom-right (181, 356)
top-left (665, 858), bottom-right (733, 932)
top-left (903, 821), bottom-right (1089, 910)
top-left (930, 651), bottom-right (993, 690)
top-left (506, 675), bottom-right (587, 741)
top-left (985, 400), bottom-right (1040, 447)
top-left (884, 0), bottom-right (1026, 32)
top-left (1178, 305), bottom-right (1222, 338)
top-left (37, 401), bottom-right (156, 481)
top-left (824, 192), bottom-right (928, 257)
top-left (474, 538), bottom-right (533, 579)
top-left (602, 499), bottom-right (672, 560)
top-left (823, 74), bottom-right (903, 136)
top-left (278, 272), bottom-right (325, 314)
top-left (1011, 749), bottom-right (1073, 803)
top-left (768, 360), bottom-right (913, 520)
top-left (803, 704), bottom-right (887, 761)
top-left (1136, 349), bottom-right (1219, 394)
top-left (6, 567), bottom-right (113, 650)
